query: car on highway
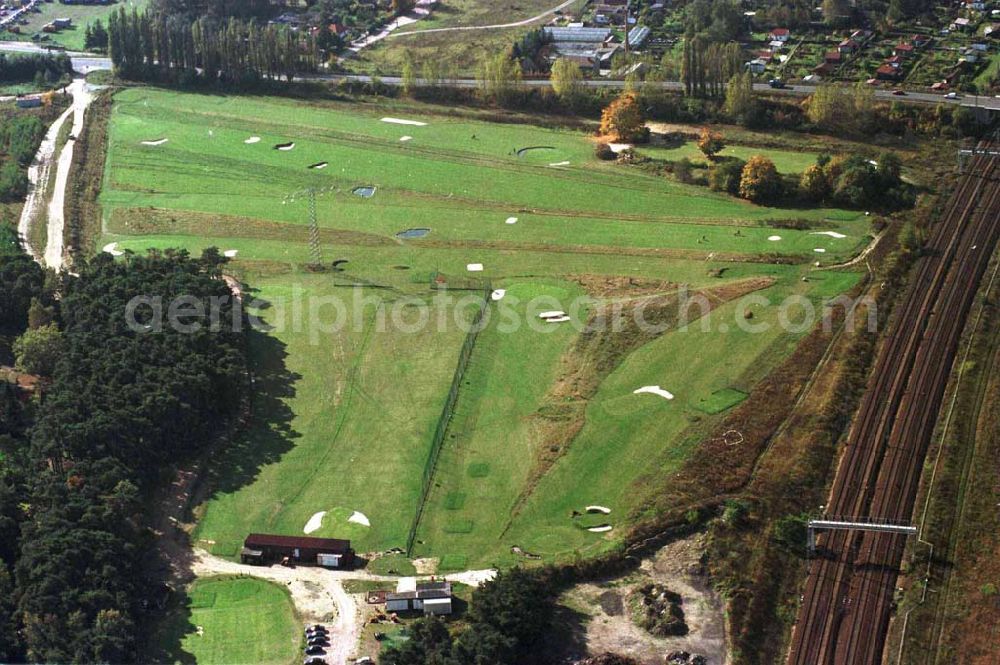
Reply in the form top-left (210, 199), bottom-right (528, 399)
top-left (945, 92), bottom-right (961, 99)
top-left (892, 90), bottom-right (907, 96)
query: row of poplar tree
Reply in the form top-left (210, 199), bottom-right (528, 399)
top-left (107, 7), bottom-right (317, 84)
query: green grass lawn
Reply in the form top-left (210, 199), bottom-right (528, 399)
top-left (100, 87), bottom-right (867, 567)
top-left (192, 275), bottom-right (476, 558)
top-left (636, 141), bottom-right (822, 174)
top-left (152, 577), bottom-right (300, 665)
top-left (101, 89), bottom-right (866, 263)
top-left (0, 0), bottom-right (146, 51)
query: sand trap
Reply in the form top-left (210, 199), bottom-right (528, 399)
top-left (467, 263), bottom-right (484, 272)
top-left (244, 136), bottom-right (261, 144)
top-left (223, 249), bottom-right (238, 258)
top-left (141, 138), bottom-right (168, 146)
top-left (491, 289), bottom-right (506, 301)
top-left (609, 143), bottom-right (633, 154)
top-left (382, 117), bottom-right (427, 126)
top-left (308, 162), bottom-right (328, 170)
top-left (103, 242), bottom-right (124, 257)
top-left (539, 311), bottom-right (565, 319)
top-left (634, 385), bottom-right (675, 400)
top-left (814, 248), bottom-right (827, 253)
top-left (399, 136), bottom-right (413, 142)
top-left (303, 511), bottom-right (326, 534)
top-left (588, 525), bottom-right (613, 533)
top-left (811, 231), bottom-right (847, 239)
top-left (505, 217), bottom-right (518, 225)
top-left (549, 161), bottom-right (571, 167)
top-left (586, 505), bottom-right (612, 514)
top-left (768, 235), bottom-right (782, 241)
top-left (546, 316), bottom-right (571, 323)
top-left (348, 511), bottom-right (371, 527)
top-left (275, 142), bottom-right (295, 151)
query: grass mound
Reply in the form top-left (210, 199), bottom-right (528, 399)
top-left (692, 387), bottom-right (750, 414)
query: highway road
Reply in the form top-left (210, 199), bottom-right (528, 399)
top-left (3, 39), bottom-right (999, 111)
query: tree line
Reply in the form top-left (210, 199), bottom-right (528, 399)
top-left (0, 242), bottom-right (248, 663)
top-left (0, 53), bottom-right (72, 90)
top-left (1, 113), bottom-right (50, 203)
top-left (107, 7), bottom-right (317, 84)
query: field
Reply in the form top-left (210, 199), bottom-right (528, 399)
top-left (99, 88), bottom-right (867, 567)
top-left (152, 576), bottom-right (300, 665)
top-left (352, 0), bottom-right (589, 74)
top-left (0, 0), bottom-right (147, 51)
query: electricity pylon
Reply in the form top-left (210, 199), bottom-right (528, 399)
top-left (282, 185), bottom-right (337, 269)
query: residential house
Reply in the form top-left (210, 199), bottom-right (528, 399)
top-left (746, 58), bottom-right (767, 73)
top-left (768, 27), bottom-right (790, 41)
top-left (824, 50), bottom-right (842, 64)
top-left (875, 63), bottom-right (903, 80)
top-left (240, 534), bottom-right (356, 568)
top-left (838, 38), bottom-right (859, 54)
top-left (893, 42), bottom-right (915, 57)
top-left (952, 17), bottom-right (972, 31)
top-left (911, 33), bottom-right (931, 47)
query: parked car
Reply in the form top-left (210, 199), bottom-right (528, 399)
top-left (305, 646), bottom-right (326, 656)
top-left (303, 658), bottom-right (326, 665)
top-left (308, 637), bottom-right (329, 647)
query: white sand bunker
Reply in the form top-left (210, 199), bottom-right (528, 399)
top-left (491, 289), bottom-right (506, 301)
top-left (505, 217), bottom-right (518, 225)
top-left (303, 511), bottom-right (326, 534)
top-left (588, 525), bottom-right (613, 533)
top-left (549, 161), bottom-right (571, 167)
top-left (539, 311), bottom-right (571, 324)
top-left (223, 249), bottom-right (238, 258)
top-left (308, 162), bottom-right (328, 170)
top-left (103, 242), bottom-right (124, 257)
top-left (382, 117), bottom-right (427, 126)
top-left (400, 136), bottom-right (413, 142)
top-left (609, 143), bottom-right (632, 154)
top-left (812, 231), bottom-right (847, 239)
top-left (768, 235), bottom-right (782, 241)
top-left (275, 142), bottom-right (295, 151)
top-left (814, 248), bottom-right (827, 253)
top-left (141, 138), bottom-right (168, 146)
top-left (244, 136), bottom-right (261, 144)
top-left (586, 505), bottom-right (612, 514)
top-left (467, 263), bottom-right (484, 272)
top-left (348, 511), bottom-right (371, 527)
top-left (634, 385), bottom-right (675, 400)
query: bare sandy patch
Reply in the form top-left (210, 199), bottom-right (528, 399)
top-left (381, 117), bottom-right (427, 126)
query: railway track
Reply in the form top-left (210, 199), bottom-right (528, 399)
top-left (787, 139), bottom-right (1000, 665)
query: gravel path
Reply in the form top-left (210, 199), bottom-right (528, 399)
top-left (44, 79), bottom-right (93, 271)
top-left (16, 78), bottom-right (94, 271)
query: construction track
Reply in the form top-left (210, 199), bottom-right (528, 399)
top-left (787, 139), bottom-right (1000, 665)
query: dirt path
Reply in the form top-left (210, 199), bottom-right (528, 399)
top-left (44, 78), bottom-right (93, 271)
top-left (346, 0), bottom-right (434, 54)
top-left (17, 99), bottom-right (73, 262)
top-left (190, 549), bottom-right (496, 665)
top-left (391, 0), bottom-right (577, 35)
top-left (16, 78), bottom-right (94, 271)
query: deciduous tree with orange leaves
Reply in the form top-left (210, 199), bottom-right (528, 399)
top-left (600, 92), bottom-right (645, 142)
